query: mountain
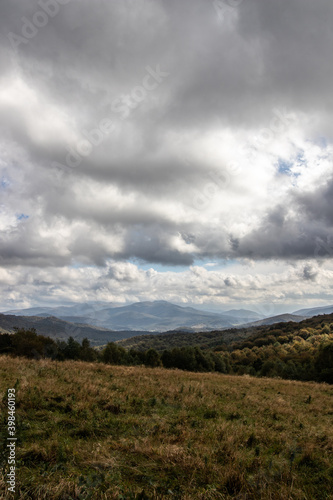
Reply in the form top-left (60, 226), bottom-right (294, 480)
top-left (293, 305), bottom-right (333, 317)
top-left (0, 314), bottom-right (150, 346)
top-left (241, 313), bottom-right (305, 327)
top-left (86, 301), bottom-right (237, 331)
top-left (5, 301), bottom-right (262, 332)
top-left (3, 300), bottom-right (332, 347)
top-left (223, 309), bottom-right (263, 321)
top-left (8, 301), bottom-right (331, 334)
top-left (3, 306), bottom-right (54, 317)
top-left (4, 302), bottom-right (112, 318)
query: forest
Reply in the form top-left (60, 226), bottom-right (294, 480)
top-left (0, 314), bottom-right (332, 384)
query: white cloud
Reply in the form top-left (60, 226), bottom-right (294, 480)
top-left (1, 259), bottom-right (333, 314)
top-left (0, 0), bottom-right (333, 310)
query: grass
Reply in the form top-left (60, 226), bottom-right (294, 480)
top-left (0, 356), bottom-right (333, 499)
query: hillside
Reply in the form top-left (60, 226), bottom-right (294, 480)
top-left (0, 314), bottom-right (147, 346)
top-left (1, 357), bottom-right (332, 499)
top-left (242, 313), bottom-right (305, 327)
top-left (293, 304), bottom-right (333, 317)
top-left (117, 327), bottom-right (249, 351)
top-left (118, 313), bottom-right (333, 351)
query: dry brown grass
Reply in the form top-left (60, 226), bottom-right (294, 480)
top-left (0, 356), bottom-right (333, 499)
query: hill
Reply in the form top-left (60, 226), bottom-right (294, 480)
top-left (242, 313), bottom-right (305, 327)
top-left (5, 300), bottom-right (263, 332)
top-left (1, 315), bottom-right (332, 384)
top-left (118, 313), bottom-right (333, 352)
top-left (0, 313), bottom-right (148, 346)
top-left (3, 302), bottom-right (113, 318)
top-left (0, 357), bottom-right (332, 499)
top-left (117, 327), bottom-right (249, 351)
top-left (293, 304), bottom-right (333, 317)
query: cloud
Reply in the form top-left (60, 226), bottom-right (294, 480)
top-left (1, 260), bottom-right (333, 314)
top-left (302, 263), bottom-right (318, 282)
top-left (0, 0), bottom-right (333, 308)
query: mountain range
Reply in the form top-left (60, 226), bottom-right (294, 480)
top-left (2, 301), bottom-right (333, 345)
top-left (0, 314), bottom-right (146, 346)
top-left (4, 301), bottom-right (264, 332)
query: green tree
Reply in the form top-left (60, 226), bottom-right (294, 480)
top-left (102, 343), bottom-right (127, 365)
top-left (144, 349), bottom-right (161, 367)
top-left (315, 342), bottom-right (333, 383)
top-left (11, 328), bottom-right (56, 359)
top-left (63, 337), bottom-right (81, 360)
top-left (0, 333), bottom-right (13, 354)
top-left (80, 338), bottom-right (97, 362)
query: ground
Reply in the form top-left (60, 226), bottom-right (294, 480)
top-left (0, 356), bottom-right (333, 499)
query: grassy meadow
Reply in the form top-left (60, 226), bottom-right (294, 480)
top-left (0, 356), bottom-right (333, 499)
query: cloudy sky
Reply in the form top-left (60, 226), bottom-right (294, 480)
top-left (1, 0), bottom-right (333, 314)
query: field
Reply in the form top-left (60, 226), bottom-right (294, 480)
top-left (0, 356), bottom-right (333, 499)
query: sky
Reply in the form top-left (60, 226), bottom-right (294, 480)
top-left (0, 0), bottom-right (333, 315)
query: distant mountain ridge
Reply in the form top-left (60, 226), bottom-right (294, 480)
top-left (292, 305), bottom-right (333, 317)
top-left (0, 313), bottom-right (149, 346)
top-left (4, 301), bottom-right (264, 332)
top-left (241, 313), bottom-right (305, 328)
top-left (3, 301), bottom-right (333, 340)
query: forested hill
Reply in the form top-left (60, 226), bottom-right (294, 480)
top-left (117, 313), bottom-right (333, 352)
top-left (0, 313), bottom-right (145, 345)
top-left (1, 312), bottom-right (332, 383)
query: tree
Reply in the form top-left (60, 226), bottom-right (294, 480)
top-left (211, 352), bottom-right (227, 373)
top-left (0, 333), bottom-right (12, 354)
top-left (194, 347), bottom-right (214, 372)
top-left (11, 328), bottom-right (56, 359)
top-left (80, 338), bottom-right (97, 362)
top-left (144, 349), bottom-right (161, 367)
top-left (102, 343), bottom-right (127, 365)
top-left (315, 342), bottom-right (333, 383)
top-left (63, 337), bottom-right (81, 360)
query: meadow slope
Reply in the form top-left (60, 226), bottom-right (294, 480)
top-left (0, 357), bottom-right (333, 499)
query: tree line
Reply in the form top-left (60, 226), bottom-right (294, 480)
top-left (0, 325), bottom-right (332, 384)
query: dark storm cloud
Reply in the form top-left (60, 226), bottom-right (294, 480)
top-left (296, 177), bottom-right (333, 225)
top-left (231, 178), bottom-right (333, 261)
top-left (0, 0), bottom-right (333, 271)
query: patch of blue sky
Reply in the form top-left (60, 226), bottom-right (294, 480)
top-left (16, 213), bottom-right (29, 221)
top-left (277, 158), bottom-right (293, 175)
top-left (1, 177), bottom-right (10, 189)
top-left (130, 259), bottom-right (190, 273)
top-left (69, 262), bottom-right (81, 269)
top-left (295, 149), bottom-right (307, 165)
top-left (132, 258), bottom-right (237, 273)
top-left (193, 258), bottom-right (238, 270)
